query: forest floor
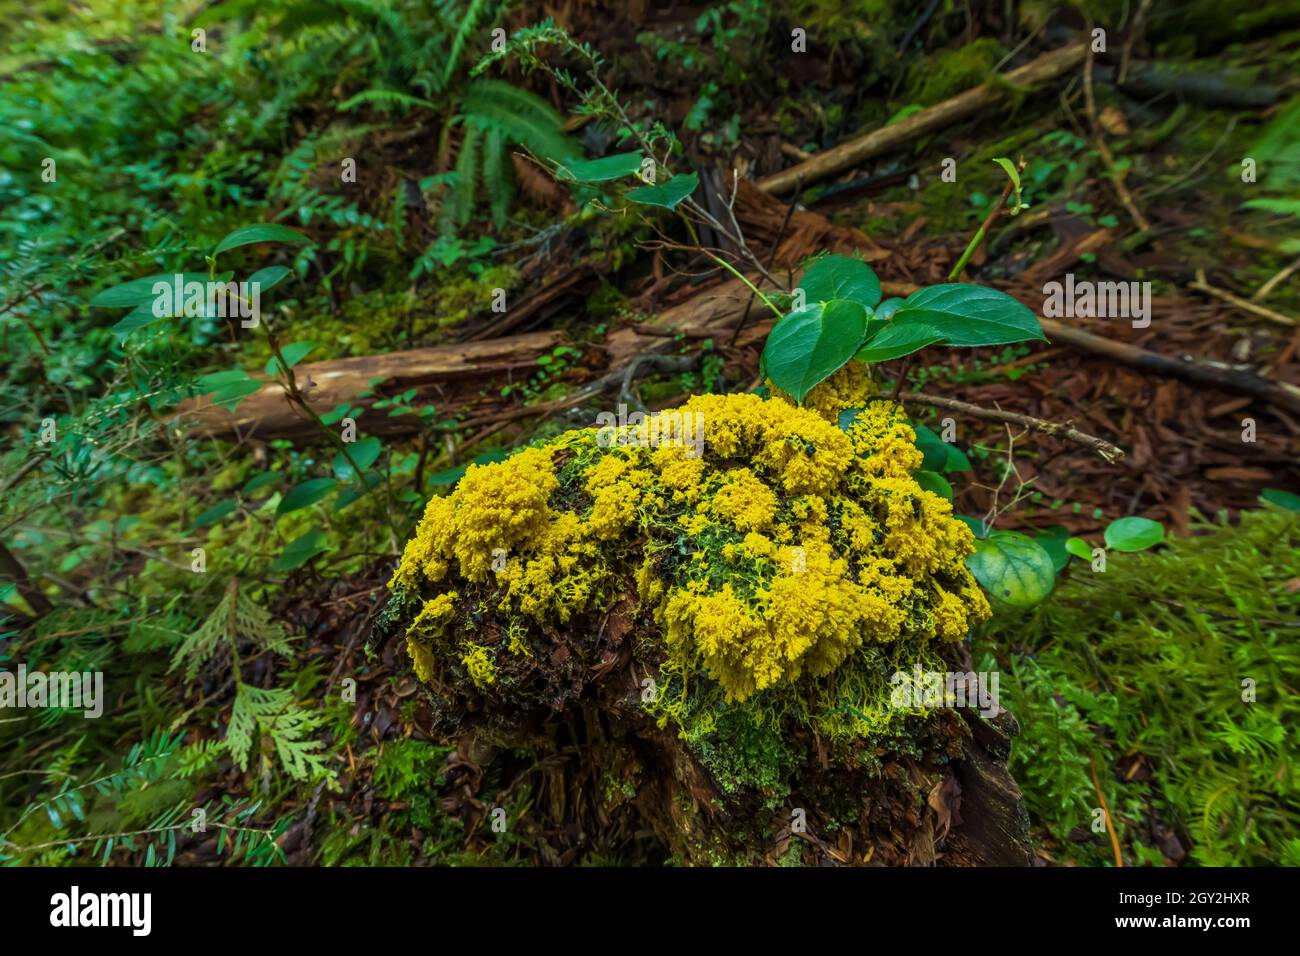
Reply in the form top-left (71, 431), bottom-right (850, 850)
top-left (1, 1), bottom-right (1298, 868)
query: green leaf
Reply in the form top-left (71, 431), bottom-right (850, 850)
top-left (1065, 536), bottom-right (1093, 560)
top-left (90, 273), bottom-right (208, 308)
top-left (955, 514), bottom-right (987, 538)
top-left (855, 321), bottom-right (944, 362)
top-left (1260, 488), bottom-right (1300, 512)
top-left (874, 297), bottom-right (905, 320)
top-left (626, 172), bottom-right (698, 209)
top-left (891, 284), bottom-right (1046, 347)
top-left (967, 531), bottom-right (1057, 607)
top-left (555, 151), bottom-right (643, 184)
top-left (270, 529), bottom-right (329, 572)
top-left (214, 224), bottom-right (311, 256)
top-left (248, 265), bottom-right (292, 293)
top-left (265, 342), bottom-right (316, 376)
top-left (241, 472), bottom-right (281, 496)
top-left (1033, 525), bottom-right (1071, 574)
top-left (335, 471), bottom-right (384, 510)
top-left (276, 478), bottom-right (338, 515)
top-left (914, 470), bottom-right (953, 499)
top-left (190, 499), bottom-right (237, 530)
top-left (992, 157), bottom-right (1022, 193)
top-left (196, 369), bottom-right (265, 412)
top-left (761, 299), bottom-right (869, 403)
top-left (912, 423), bottom-right (971, 473)
top-left (1103, 516), bottom-right (1165, 552)
top-left (428, 449), bottom-right (509, 486)
top-left (110, 305), bottom-right (167, 341)
top-left (798, 255), bottom-right (881, 309)
top-left (333, 436), bottom-right (382, 481)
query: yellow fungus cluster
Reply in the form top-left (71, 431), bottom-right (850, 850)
top-left (389, 362), bottom-right (990, 710)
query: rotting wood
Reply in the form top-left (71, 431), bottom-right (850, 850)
top-left (757, 43), bottom-right (1088, 195)
top-left (180, 331), bottom-right (566, 440)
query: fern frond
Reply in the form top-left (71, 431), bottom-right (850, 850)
top-left (337, 88), bottom-right (435, 113)
top-left (440, 0), bottom-right (496, 90)
top-left (481, 124), bottom-right (514, 229)
top-left (171, 580), bottom-right (291, 681)
top-left (452, 122), bottom-right (482, 229)
top-left (461, 78), bottom-right (577, 164)
top-left (228, 685), bottom-right (330, 781)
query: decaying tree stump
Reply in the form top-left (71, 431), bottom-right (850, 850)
top-left (375, 366), bottom-right (1034, 866)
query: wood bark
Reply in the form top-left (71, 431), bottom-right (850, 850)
top-left (179, 331), bottom-right (566, 440)
top-left (757, 43), bottom-right (1088, 195)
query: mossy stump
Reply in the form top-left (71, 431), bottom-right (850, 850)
top-left (378, 366), bottom-right (1032, 865)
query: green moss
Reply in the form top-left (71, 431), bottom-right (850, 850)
top-left (694, 708), bottom-right (798, 804)
top-left (907, 38), bottom-right (1006, 107)
top-left (978, 508), bottom-right (1300, 866)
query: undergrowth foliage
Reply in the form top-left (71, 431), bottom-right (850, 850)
top-left (980, 507), bottom-right (1300, 866)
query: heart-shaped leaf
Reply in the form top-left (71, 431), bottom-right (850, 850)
top-left (762, 299), bottom-right (869, 403)
top-left (967, 530), bottom-right (1057, 607)
top-left (798, 255), bottom-right (881, 309)
top-left (891, 284), bottom-right (1045, 347)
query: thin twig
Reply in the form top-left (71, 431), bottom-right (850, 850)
top-left (899, 390), bottom-right (1126, 462)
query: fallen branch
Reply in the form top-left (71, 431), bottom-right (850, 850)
top-left (181, 331), bottom-right (566, 439)
top-left (758, 43), bottom-right (1087, 195)
top-left (1037, 316), bottom-right (1300, 415)
top-left (1190, 269), bottom-right (1297, 327)
top-left (899, 391), bottom-right (1126, 463)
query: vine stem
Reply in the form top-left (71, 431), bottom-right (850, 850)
top-left (947, 160), bottom-right (1024, 281)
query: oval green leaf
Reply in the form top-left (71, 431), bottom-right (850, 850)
top-left (276, 478), bottom-right (338, 515)
top-left (914, 470), bottom-right (953, 499)
top-left (798, 255), bottom-right (881, 309)
top-left (265, 341), bottom-right (317, 376)
top-left (554, 151), bottom-right (643, 184)
top-left (762, 299), bottom-right (869, 404)
top-left (626, 172), bottom-right (698, 210)
top-left (1260, 488), bottom-right (1300, 512)
top-left (190, 499), bottom-right (237, 530)
top-left (333, 436), bottom-right (382, 481)
top-left (892, 284), bottom-right (1046, 347)
top-left (214, 224), bottom-right (311, 256)
top-left (1103, 516), bottom-right (1165, 552)
top-left (855, 320), bottom-right (944, 362)
top-left (270, 529), bottom-right (330, 572)
top-left (967, 530), bottom-right (1057, 607)
top-left (1065, 536), bottom-right (1093, 560)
